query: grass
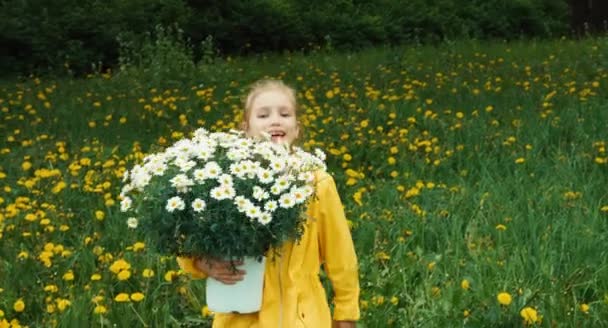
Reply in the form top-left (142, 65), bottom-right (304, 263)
top-left (0, 36), bottom-right (607, 327)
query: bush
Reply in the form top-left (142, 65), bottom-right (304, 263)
top-left (0, 0), bottom-right (572, 76)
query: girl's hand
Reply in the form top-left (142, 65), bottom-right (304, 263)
top-left (333, 321), bottom-right (356, 328)
top-left (194, 258), bottom-right (246, 285)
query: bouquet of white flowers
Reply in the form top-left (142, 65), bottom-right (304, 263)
top-left (119, 128), bottom-right (326, 261)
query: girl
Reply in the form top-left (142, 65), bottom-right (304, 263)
top-left (177, 80), bottom-right (360, 328)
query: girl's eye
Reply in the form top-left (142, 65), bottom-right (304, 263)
top-left (258, 114), bottom-right (268, 118)
top-left (281, 113), bottom-right (292, 117)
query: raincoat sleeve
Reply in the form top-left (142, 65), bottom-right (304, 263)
top-left (316, 172), bottom-right (360, 321)
top-left (176, 257), bottom-right (208, 279)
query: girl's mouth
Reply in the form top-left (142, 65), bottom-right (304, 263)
top-left (269, 131), bottom-right (286, 142)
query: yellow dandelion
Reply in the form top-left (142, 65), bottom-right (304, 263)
top-left (130, 293), bottom-right (145, 302)
top-left (164, 270), bottom-right (178, 282)
top-left (497, 292), bottom-right (512, 306)
top-left (520, 307), bottom-right (540, 324)
top-left (201, 305), bottom-right (212, 317)
top-left (117, 270), bottom-right (131, 281)
top-left (461, 279), bottom-right (470, 290)
top-left (93, 305), bottom-right (107, 314)
top-left (114, 293), bottom-right (130, 302)
top-left (580, 303), bottom-right (589, 314)
top-left (142, 269), bottom-right (155, 278)
top-left (62, 270), bottom-right (74, 281)
top-left (13, 299), bottom-right (25, 312)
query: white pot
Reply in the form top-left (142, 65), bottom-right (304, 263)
top-left (206, 256), bottom-right (266, 313)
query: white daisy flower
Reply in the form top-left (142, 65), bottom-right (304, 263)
top-left (270, 184), bottom-right (281, 195)
top-left (166, 196), bottom-right (186, 212)
top-left (229, 162), bottom-right (245, 178)
top-left (170, 174), bottom-right (194, 193)
top-left (264, 200), bottom-right (278, 212)
top-left (149, 162), bottom-right (168, 176)
top-left (257, 212), bottom-right (272, 225)
top-left (203, 161), bottom-right (222, 178)
top-left (217, 174), bottom-right (234, 186)
top-left (126, 217), bottom-right (138, 229)
top-left (195, 146), bottom-right (214, 161)
top-left (314, 148), bottom-right (327, 161)
top-left (291, 187), bottom-right (307, 204)
top-left (279, 193), bottom-right (296, 208)
top-left (256, 168), bottom-right (274, 184)
top-left (234, 195), bottom-right (250, 212)
top-left (269, 159), bottom-right (286, 173)
top-left (174, 157), bottom-right (196, 172)
top-left (272, 175), bottom-right (292, 193)
top-left (210, 184), bottom-right (235, 200)
top-left (192, 198), bottom-right (206, 212)
top-left (252, 186), bottom-right (266, 201)
top-left (297, 171), bottom-right (315, 183)
top-left (193, 169), bottom-right (207, 183)
top-left (120, 197), bottom-right (132, 212)
top-left (245, 205), bottom-right (262, 220)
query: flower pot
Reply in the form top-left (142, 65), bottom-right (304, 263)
top-left (206, 256), bottom-right (266, 313)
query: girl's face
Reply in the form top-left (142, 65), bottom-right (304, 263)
top-left (246, 89), bottom-right (299, 145)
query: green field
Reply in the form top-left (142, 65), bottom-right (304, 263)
top-left (1, 37), bottom-right (607, 327)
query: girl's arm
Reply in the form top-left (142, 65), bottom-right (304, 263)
top-left (316, 172), bottom-right (360, 322)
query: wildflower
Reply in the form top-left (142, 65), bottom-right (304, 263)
top-left (63, 270), bottom-right (74, 281)
top-left (580, 303), bottom-right (589, 314)
top-left (142, 269), bottom-right (155, 278)
top-left (390, 296), bottom-right (399, 305)
top-left (515, 157), bottom-right (525, 164)
top-left (109, 259), bottom-right (131, 274)
top-left (95, 210), bottom-right (105, 221)
top-left (56, 299), bottom-right (71, 312)
top-left (13, 299), bottom-right (25, 312)
top-left (520, 307), bottom-right (540, 324)
top-left (132, 242), bottom-right (145, 252)
top-left (201, 305), bottom-right (212, 317)
top-left (192, 199), bottom-right (206, 212)
top-left (497, 292), bottom-right (512, 306)
top-left (93, 305), bottom-right (107, 314)
top-left (117, 270), bottom-right (131, 281)
top-left (166, 196), bottom-right (186, 212)
top-left (495, 224), bottom-right (507, 231)
top-left (461, 279), bottom-right (470, 290)
top-left (126, 217), bottom-right (138, 229)
top-left (164, 270), bottom-right (178, 282)
top-left (130, 293), bottom-right (145, 302)
top-left (114, 293), bottom-right (130, 302)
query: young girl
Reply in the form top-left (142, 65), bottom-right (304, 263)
top-left (177, 80), bottom-right (360, 328)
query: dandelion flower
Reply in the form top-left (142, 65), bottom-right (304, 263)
top-left (520, 307), bottom-right (540, 324)
top-left (130, 293), bottom-right (145, 302)
top-left (497, 292), bottom-right (512, 306)
top-left (114, 293), bottom-right (130, 302)
top-left (13, 299), bottom-right (25, 312)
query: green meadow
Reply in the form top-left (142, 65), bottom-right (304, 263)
top-left (1, 37), bottom-right (607, 327)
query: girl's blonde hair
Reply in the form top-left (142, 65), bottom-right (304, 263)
top-left (243, 79), bottom-right (298, 124)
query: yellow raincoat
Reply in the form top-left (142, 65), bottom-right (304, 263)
top-left (177, 170), bottom-right (360, 327)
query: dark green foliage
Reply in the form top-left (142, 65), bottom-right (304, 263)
top-left (0, 0), bottom-right (572, 75)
